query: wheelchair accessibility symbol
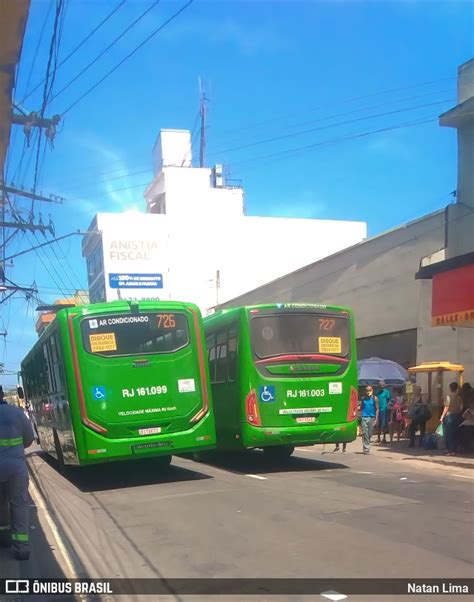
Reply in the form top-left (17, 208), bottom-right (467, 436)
top-left (93, 386), bottom-right (106, 401)
top-left (259, 385), bottom-right (275, 403)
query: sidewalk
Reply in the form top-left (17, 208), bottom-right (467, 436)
top-left (372, 438), bottom-right (474, 469)
top-left (328, 436), bottom-right (474, 473)
top-left (1, 465), bottom-right (72, 588)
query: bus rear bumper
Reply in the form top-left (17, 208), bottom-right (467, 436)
top-left (243, 419), bottom-right (357, 448)
top-left (78, 414), bottom-right (216, 464)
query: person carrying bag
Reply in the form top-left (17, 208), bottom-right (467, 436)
top-left (408, 386), bottom-right (431, 448)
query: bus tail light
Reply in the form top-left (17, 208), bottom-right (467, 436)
top-left (191, 407), bottom-right (208, 424)
top-left (347, 386), bottom-right (358, 421)
top-left (245, 389), bottom-right (261, 426)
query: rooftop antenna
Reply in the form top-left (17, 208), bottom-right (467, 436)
top-left (199, 77), bottom-right (209, 168)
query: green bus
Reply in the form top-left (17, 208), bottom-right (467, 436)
top-left (203, 303), bottom-right (358, 459)
top-left (20, 301), bottom-right (215, 468)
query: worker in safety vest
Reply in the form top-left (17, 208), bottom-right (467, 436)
top-left (0, 385), bottom-right (35, 560)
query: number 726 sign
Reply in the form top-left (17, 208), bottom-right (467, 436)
top-left (157, 314), bottom-right (176, 329)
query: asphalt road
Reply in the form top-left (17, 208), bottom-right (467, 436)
top-left (6, 443), bottom-right (474, 601)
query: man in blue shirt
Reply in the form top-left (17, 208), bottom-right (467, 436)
top-left (376, 380), bottom-right (391, 444)
top-left (360, 385), bottom-right (379, 454)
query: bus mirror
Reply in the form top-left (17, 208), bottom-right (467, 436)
top-left (17, 386), bottom-right (25, 400)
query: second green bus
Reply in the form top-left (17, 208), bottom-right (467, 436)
top-left (204, 303), bottom-right (358, 458)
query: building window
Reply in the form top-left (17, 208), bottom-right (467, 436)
top-left (86, 243), bottom-right (104, 288)
top-left (90, 279), bottom-right (106, 303)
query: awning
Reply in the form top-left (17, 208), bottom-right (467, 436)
top-left (416, 253), bottom-right (474, 327)
top-left (408, 362), bottom-right (464, 374)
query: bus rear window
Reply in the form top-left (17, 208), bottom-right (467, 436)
top-left (80, 312), bottom-right (189, 357)
top-left (251, 313), bottom-right (350, 359)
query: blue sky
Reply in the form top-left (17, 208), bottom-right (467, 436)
top-left (1, 0), bottom-right (473, 385)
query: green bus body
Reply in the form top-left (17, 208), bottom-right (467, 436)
top-left (21, 301), bottom-right (216, 466)
top-left (204, 304), bottom-right (358, 453)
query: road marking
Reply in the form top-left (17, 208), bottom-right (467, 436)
top-left (245, 474), bottom-right (267, 480)
top-left (321, 591), bottom-right (348, 601)
top-left (357, 471), bottom-right (374, 475)
top-left (28, 474), bottom-right (77, 579)
top-left (452, 473), bottom-right (474, 480)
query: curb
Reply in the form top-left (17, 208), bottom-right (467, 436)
top-left (27, 457), bottom-right (86, 581)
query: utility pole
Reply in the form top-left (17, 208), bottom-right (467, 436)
top-left (1, 102), bottom-right (63, 302)
top-left (215, 269), bottom-right (220, 306)
top-left (10, 111), bottom-right (61, 149)
top-left (199, 78), bottom-right (208, 168)
top-left (0, 187), bottom-right (57, 300)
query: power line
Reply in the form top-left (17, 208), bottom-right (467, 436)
top-left (6, 1), bottom-right (54, 180)
top-left (21, 0), bottom-right (128, 104)
top-left (229, 116), bottom-right (439, 170)
top-left (69, 180), bottom-right (149, 201)
top-left (58, 166), bottom-right (151, 195)
top-left (217, 76), bottom-right (456, 137)
top-left (217, 87), bottom-right (453, 148)
top-left (50, 0), bottom-right (161, 103)
top-left (42, 76), bottom-right (454, 191)
top-left (61, 0), bottom-right (195, 115)
top-left (32, 0), bottom-right (66, 200)
top-left (66, 115), bottom-right (440, 201)
top-left (212, 98), bottom-right (453, 157)
top-left (29, 232), bottom-right (70, 298)
top-left (57, 98), bottom-right (450, 197)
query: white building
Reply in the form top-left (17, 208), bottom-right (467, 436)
top-left (82, 129), bottom-right (367, 314)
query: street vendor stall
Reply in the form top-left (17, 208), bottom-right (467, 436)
top-left (407, 362), bottom-right (464, 432)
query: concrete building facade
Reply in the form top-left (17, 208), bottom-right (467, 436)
top-left (82, 130), bottom-right (367, 313)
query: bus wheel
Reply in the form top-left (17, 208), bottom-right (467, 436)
top-left (156, 455), bottom-right (172, 468)
top-left (53, 430), bottom-right (66, 473)
top-left (263, 445), bottom-right (295, 461)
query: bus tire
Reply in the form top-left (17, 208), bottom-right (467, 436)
top-left (53, 430), bottom-right (66, 473)
top-left (156, 455), bottom-right (172, 468)
top-left (263, 445), bottom-right (295, 461)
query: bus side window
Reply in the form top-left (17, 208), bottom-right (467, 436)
top-left (215, 331), bottom-right (228, 383)
top-left (39, 346), bottom-right (50, 395)
top-left (206, 334), bottom-right (216, 383)
top-left (50, 335), bottom-right (63, 392)
top-left (228, 328), bottom-right (237, 382)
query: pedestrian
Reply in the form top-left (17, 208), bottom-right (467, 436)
top-left (333, 442), bottom-right (347, 452)
top-left (460, 383), bottom-right (473, 413)
top-left (439, 382), bottom-right (463, 456)
top-left (360, 385), bottom-right (379, 454)
top-left (376, 380), bottom-right (391, 444)
top-left (389, 386), bottom-right (405, 444)
top-left (407, 386), bottom-right (431, 448)
top-left (0, 385), bottom-right (35, 560)
top-left (459, 391), bottom-right (474, 453)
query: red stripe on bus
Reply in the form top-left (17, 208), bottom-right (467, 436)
top-left (254, 354), bottom-right (350, 365)
top-left (188, 308), bottom-right (209, 423)
top-left (67, 314), bottom-right (107, 434)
